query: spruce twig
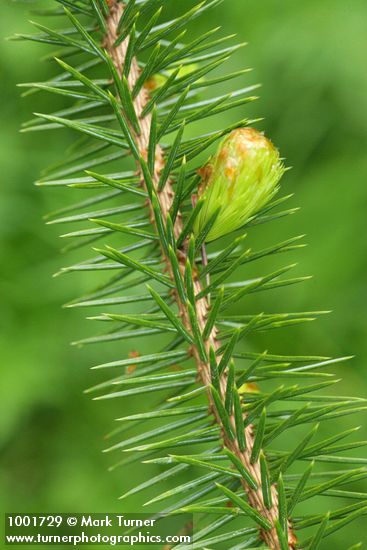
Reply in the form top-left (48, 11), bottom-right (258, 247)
top-left (103, 3), bottom-right (296, 547)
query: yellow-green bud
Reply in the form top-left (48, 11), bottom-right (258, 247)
top-left (193, 128), bottom-right (285, 242)
top-left (146, 64), bottom-right (200, 91)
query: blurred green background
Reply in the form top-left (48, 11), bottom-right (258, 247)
top-left (1, 0), bottom-right (366, 548)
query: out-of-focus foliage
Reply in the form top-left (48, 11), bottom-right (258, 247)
top-left (1, 1), bottom-right (366, 548)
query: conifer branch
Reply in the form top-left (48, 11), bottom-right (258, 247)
top-left (16, 1), bottom-right (367, 548)
top-left (104, 2), bottom-right (296, 547)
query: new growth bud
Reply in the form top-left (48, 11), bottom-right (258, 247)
top-left (193, 128), bottom-right (285, 242)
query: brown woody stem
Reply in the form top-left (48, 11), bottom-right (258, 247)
top-left (104, 3), bottom-right (297, 549)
